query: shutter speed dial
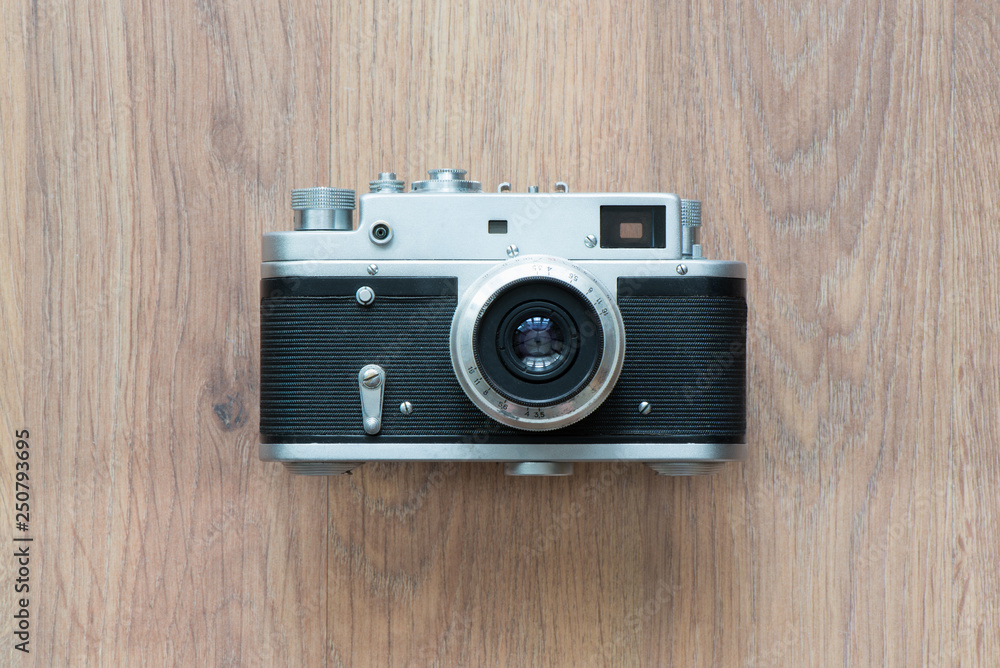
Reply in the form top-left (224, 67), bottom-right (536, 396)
top-left (411, 168), bottom-right (482, 193)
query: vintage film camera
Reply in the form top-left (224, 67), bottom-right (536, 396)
top-left (259, 169), bottom-right (747, 476)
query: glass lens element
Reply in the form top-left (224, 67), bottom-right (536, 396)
top-left (512, 316), bottom-right (567, 373)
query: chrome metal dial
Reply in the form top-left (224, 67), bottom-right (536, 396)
top-left (291, 187), bottom-right (356, 230)
top-left (411, 168), bottom-right (482, 193)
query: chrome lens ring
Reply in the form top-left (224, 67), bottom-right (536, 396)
top-left (450, 255), bottom-right (626, 431)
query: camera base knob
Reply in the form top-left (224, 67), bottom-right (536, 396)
top-left (504, 462), bottom-right (574, 476)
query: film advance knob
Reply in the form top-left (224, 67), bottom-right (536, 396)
top-left (291, 187), bottom-right (356, 230)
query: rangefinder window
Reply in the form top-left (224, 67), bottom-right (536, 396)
top-left (600, 205), bottom-right (666, 248)
top-left (488, 219), bottom-right (508, 234)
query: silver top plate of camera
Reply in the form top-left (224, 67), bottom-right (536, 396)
top-left (267, 168), bottom-right (720, 263)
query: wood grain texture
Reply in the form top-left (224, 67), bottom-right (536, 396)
top-left (2, 0), bottom-right (998, 665)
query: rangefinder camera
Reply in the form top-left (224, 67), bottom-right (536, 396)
top-left (259, 168), bottom-right (747, 476)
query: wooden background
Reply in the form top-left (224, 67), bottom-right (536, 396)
top-left (2, 0), bottom-right (999, 665)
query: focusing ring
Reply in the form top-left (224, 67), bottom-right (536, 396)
top-left (450, 255), bottom-right (626, 431)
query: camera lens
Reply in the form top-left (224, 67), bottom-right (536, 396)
top-left (450, 255), bottom-right (626, 430)
top-left (473, 279), bottom-right (603, 406)
top-left (497, 302), bottom-right (579, 381)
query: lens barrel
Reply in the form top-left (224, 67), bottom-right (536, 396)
top-left (450, 255), bottom-right (625, 431)
top-left (473, 280), bottom-right (604, 406)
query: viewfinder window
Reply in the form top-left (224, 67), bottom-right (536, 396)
top-left (489, 219), bottom-right (508, 234)
top-left (599, 206), bottom-right (666, 248)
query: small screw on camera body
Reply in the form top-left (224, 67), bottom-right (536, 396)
top-left (361, 367), bottom-right (382, 389)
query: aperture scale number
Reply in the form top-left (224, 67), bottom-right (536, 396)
top-left (529, 263), bottom-right (608, 318)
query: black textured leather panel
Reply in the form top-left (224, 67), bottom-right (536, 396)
top-left (260, 289), bottom-right (746, 442)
